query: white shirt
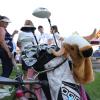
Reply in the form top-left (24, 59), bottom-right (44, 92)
top-left (38, 33), bottom-right (50, 45)
top-left (17, 31), bottom-right (39, 51)
top-left (49, 32), bottom-right (62, 48)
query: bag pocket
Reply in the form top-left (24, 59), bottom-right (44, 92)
top-left (58, 81), bottom-right (80, 100)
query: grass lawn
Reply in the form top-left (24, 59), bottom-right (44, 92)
top-left (85, 72), bottom-right (100, 100)
top-left (0, 64), bottom-right (100, 100)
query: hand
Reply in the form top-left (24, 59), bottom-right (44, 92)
top-left (12, 30), bottom-right (18, 36)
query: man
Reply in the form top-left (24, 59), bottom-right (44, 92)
top-left (0, 15), bottom-right (13, 78)
top-left (38, 25), bottom-right (51, 45)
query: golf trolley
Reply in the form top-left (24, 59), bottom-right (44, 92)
top-left (0, 70), bottom-right (48, 100)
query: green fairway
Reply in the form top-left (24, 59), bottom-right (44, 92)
top-left (0, 64), bottom-right (100, 100)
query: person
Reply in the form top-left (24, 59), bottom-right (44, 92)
top-left (33, 25), bottom-right (96, 100)
top-left (49, 25), bottom-right (97, 49)
top-left (11, 30), bottom-right (18, 58)
top-left (17, 20), bottom-right (41, 100)
top-left (38, 25), bottom-right (51, 45)
top-left (49, 25), bottom-right (63, 48)
top-left (89, 29), bottom-right (100, 45)
top-left (84, 28), bottom-right (97, 41)
top-left (0, 15), bottom-right (13, 78)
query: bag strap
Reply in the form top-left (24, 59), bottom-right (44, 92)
top-left (36, 58), bottom-right (68, 75)
top-left (53, 58), bottom-right (68, 70)
top-left (68, 60), bottom-right (72, 70)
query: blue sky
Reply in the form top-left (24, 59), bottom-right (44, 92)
top-left (0, 0), bottom-right (100, 40)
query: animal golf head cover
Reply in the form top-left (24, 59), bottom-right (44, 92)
top-left (64, 34), bottom-right (93, 57)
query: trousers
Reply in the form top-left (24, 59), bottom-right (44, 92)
top-left (0, 48), bottom-right (13, 78)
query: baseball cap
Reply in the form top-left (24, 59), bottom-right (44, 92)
top-left (0, 15), bottom-right (11, 23)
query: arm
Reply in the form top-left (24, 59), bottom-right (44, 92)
top-left (17, 33), bottom-right (22, 49)
top-left (17, 41), bottom-right (21, 49)
top-left (51, 42), bottom-right (70, 57)
top-left (84, 28), bottom-right (96, 41)
top-left (59, 37), bottom-right (64, 41)
top-left (0, 28), bottom-right (12, 58)
top-left (11, 30), bottom-right (18, 38)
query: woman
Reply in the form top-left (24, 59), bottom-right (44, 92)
top-left (49, 25), bottom-right (64, 48)
top-left (0, 15), bottom-right (13, 78)
top-left (17, 20), bottom-right (41, 100)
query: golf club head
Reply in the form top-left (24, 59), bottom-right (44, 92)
top-left (32, 7), bottom-right (51, 18)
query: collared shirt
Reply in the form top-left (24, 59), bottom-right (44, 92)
top-left (38, 32), bottom-right (51, 45)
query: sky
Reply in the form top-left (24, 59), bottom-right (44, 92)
top-left (0, 0), bottom-right (100, 42)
